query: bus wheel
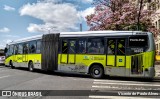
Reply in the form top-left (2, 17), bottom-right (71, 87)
top-left (10, 61), bottom-right (14, 69)
top-left (90, 65), bottom-right (104, 79)
top-left (29, 62), bottom-right (34, 72)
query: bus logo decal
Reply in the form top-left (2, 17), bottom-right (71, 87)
top-left (119, 59), bottom-right (122, 62)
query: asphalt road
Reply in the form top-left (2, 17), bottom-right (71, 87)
top-left (0, 65), bottom-right (160, 99)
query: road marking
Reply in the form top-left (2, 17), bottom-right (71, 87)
top-left (92, 85), bottom-right (120, 89)
top-left (94, 80), bottom-right (147, 83)
top-left (0, 69), bottom-right (8, 72)
top-left (93, 82), bottom-right (160, 86)
top-left (90, 79), bottom-right (159, 98)
top-left (89, 96), bottom-right (151, 99)
top-left (0, 75), bottom-right (10, 79)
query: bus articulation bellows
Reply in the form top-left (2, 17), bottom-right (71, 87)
top-left (4, 31), bottom-right (155, 79)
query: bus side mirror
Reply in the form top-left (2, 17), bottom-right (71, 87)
top-left (4, 47), bottom-right (8, 53)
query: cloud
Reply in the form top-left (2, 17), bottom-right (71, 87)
top-left (79, 7), bottom-right (95, 21)
top-left (0, 27), bottom-right (10, 33)
top-left (4, 5), bottom-right (15, 11)
top-left (82, 0), bottom-right (93, 3)
top-left (19, 1), bottom-right (79, 33)
top-left (0, 39), bottom-right (12, 49)
top-left (27, 22), bottom-right (78, 33)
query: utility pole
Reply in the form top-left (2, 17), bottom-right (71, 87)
top-left (78, 0), bottom-right (83, 32)
top-left (80, 23), bottom-right (82, 31)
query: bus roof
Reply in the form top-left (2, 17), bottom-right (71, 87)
top-left (7, 31), bottom-right (147, 45)
top-left (60, 31), bottom-right (145, 37)
top-left (8, 35), bottom-right (42, 45)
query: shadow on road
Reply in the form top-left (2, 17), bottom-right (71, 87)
top-left (2, 66), bottom-right (160, 82)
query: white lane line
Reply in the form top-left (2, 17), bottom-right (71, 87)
top-left (89, 96), bottom-right (151, 99)
top-left (0, 75), bottom-right (10, 79)
top-left (94, 80), bottom-right (146, 83)
top-left (0, 69), bottom-right (8, 72)
top-left (93, 82), bottom-right (160, 86)
top-left (92, 85), bottom-right (120, 89)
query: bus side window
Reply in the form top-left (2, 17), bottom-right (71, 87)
top-left (117, 39), bottom-right (125, 55)
top-left (10, 45), bottom-right (14, 55)
top-left (62, 40), bottom-right (68, 54)
top-left (29, 41), bottom-right (36, 54)
top-left (18, 44), bottom-right (23, 54)
top-left (87, 38), bottom-right (104, 54)
top-left (107, 39), bottom-right (115, 55)
top-left (78, 39), bottom-right (87, 54)
top-left (23, 43), bottom-right (29, 54)
top-left (36, 40), bottom-right (41, 53)
top-left (69, 40), bottom-right (76, 54)
top-left (14, 45), bottom-right (18, 55)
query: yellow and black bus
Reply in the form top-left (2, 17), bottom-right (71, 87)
top-left (4, 31), bottom-right (155, 79)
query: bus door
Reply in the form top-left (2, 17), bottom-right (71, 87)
top-left (106, 38), bottom-right (116, 67)
top-left (61, 40), bottom-right (68, 64)
top-left (116, 38), bottom-right (126, 67)
top-left (22, 43), bottom-right (28, 66)
top-left (68, 40), bottom-right (76, 64)
top-left (60, 39), bottom-right (76, 71)
top-left (13, 45), bottom-right (17, 65)
top-left (17, 44), bottom-right (23, 67)
top-left (106, 38), bottom-right (126, 76)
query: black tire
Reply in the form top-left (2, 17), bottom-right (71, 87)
top-left (10, 61), bottom-right (15, 69)
top-left (29, 62), bottom-right (34, 72)
top-left (90, 65), bottom-right (104, 79)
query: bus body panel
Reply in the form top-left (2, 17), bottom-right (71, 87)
top-left (106, 55), bottom-right (115, 66)
top-left (27, 54), bottom-right (41, 69)
top-left (58, 54), bottom-right (106, 73)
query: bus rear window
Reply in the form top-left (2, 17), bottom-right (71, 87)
top-left (129, 36), bottom-right (148, 47)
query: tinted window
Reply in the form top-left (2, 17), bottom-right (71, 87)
top-left (117, 39), bottom-right (125, 55)
top-left (29, 41), bottom-right (36, 53)
top-left (62, 40), bottom-right (68, 54)
top-left (5, 45), bottom-right (14, 57)
top-left (78, 39), bottom-right (87, 53)
top-left (87, 38), bottom-right (104, 54)
top-left (18, 44), bottom-right (23, 54)
top-left (23, 43), bottom-right (29, 54)
top-left (36, 40), bottom-right (41, 53)
top-left (69, 40), bottom-right (76, 54)
top-left (129, 36), bottom-right (148, 47)
top-left (107, 39), bottom-right (116, 55)
top-left (14, 45), bottom-right (18, 55)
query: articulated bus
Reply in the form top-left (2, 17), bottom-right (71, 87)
top-left (4, 31), bottom-right (155, 79)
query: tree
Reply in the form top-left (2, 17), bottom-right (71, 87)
top-left (86, 0), bottom-right (160, 37)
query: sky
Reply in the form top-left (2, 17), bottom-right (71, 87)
top-left (0, 0), bottom-right (95, 49)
